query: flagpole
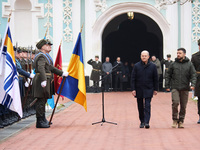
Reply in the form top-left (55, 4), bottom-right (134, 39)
top-left (8, 10), bottom-right (12, 23)
top-left (44, 26), bottom-right (49, 38)
top-left (48, 25), bottom-right (84, 125)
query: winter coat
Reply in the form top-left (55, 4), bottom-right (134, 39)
top-left (151, 58), bottom-right (162, 75)
top-left (131, 60), bottom-right (158, 98)
top-left (165, 57), bottom-right (196, 91)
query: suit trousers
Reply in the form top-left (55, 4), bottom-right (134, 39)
top-left (171, 89), bottom-right (189, 122)
top-left (35, 98), bottom-right (46, 118)
top-left (137, 97), bottom-right (152, 124)
top-left (198, 97), bottom-right (200, 115)
top-left (114, 73), bottom-right (123, 91)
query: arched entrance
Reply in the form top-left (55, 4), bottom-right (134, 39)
top-left (90, 2), bottom-right (170, 67)
top-left (102, 13), bottom-right (163, 64)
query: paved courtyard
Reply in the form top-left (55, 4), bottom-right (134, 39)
top-left (0, 92), bottom-right (200, 150)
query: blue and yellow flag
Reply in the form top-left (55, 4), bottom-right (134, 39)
top-left (58, 33), bottom-right (87, 111)
top-left (0, 23), bottom-right (23, 117)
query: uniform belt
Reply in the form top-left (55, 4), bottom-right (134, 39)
top-left (165, 68), bottom-right (168, 70)
top-left (36, 73), bottom-right (52, 76)
top-left (93, 69), bottom-right (101, 72)
top-left (196, 71), bottom-right (200, 74)
top-left (18, 75), bottom-right (24, 78)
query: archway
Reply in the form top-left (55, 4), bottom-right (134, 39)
top-left (102, 13), bottom-right (163, 64)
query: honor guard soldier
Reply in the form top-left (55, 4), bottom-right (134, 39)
top-left (32, 39), bottom-right (68, 128)
top-left (87, 56), bottom-right (102, 92)
top-left (191, 39), bottom-right (200, 124)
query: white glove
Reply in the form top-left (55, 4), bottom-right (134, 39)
top-left (29, 73), bottom-right (35, 79)
top-left (62, 72), bottom-right (69, 77)
top-left (25, 81), bottom-right (29, 87)
top-left (41, 81), bottom-right (47, 88)
top-left (27, 78), bottom-right (31, 84)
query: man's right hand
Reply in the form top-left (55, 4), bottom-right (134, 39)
top-left (166, 88), bottom-right (170, 92)
top-left (132, 90), bottom-right (136, 97)
top-left (41, 81), bottom-right (47, 88)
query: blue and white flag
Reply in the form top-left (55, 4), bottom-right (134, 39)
top-left (0, 23), bottom-right (23, 118)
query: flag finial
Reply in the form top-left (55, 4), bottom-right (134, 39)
top-left (8, 10), bottom-right (12, 22)
top-left (80, 23), bottom-right (84, 33)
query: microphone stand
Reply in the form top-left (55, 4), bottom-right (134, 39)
top-left (92, 64), bottom-right (120, 126)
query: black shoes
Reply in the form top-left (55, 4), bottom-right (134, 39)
top-left (197, 118), bottom-right (200, 124)
top-left (140, 123), bottom-right (145, 128)
top-left (145, 124), bottom-right (150, 129)
top-left (140, 123), bottom-right (150, 129)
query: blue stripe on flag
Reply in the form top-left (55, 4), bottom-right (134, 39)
top-left (58, 76), bottom-right (79, 101)
top-left (2, 93), bottom-right (13, 108)
top-left (72, 33), bottom-right (83, 64)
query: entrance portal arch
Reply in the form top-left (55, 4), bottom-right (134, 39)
top-left (91, 2), bottom-right (170, 62)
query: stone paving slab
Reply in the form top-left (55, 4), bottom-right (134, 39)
top-left (0, 92), bottom-right (200, 150)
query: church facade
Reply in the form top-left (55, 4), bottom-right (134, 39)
top-left (0, 0), bottom-right (200, 77)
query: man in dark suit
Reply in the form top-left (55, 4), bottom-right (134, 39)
top-left (113, 57), bottom-right (125, 91)
top-left (131, 50), bottom-right (158, 129)
top-left (191, 39), bottom-right (200, 124)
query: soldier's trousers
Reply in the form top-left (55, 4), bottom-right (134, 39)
top-left (35, 98), bottom-right (46, 117)
top-left (171, 89), bottom-right (189, 122)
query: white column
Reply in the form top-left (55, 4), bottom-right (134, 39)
top-left (181, 3), bottom-right (192, 57)
top-left (166, 4), bottom-right (179, 60)
top-left (85, 0), bottom-right (97, 77)
top-left (72, 0), bottom-right (81, 46)
top-left (53, 0), bottom-right (63, 60)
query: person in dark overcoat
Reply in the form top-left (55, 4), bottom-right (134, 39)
top-left (87, 56), bottom-right (102, 92)
top-left (131, 50), bottom-right (158, 129)
top-left (191, 39), bottom-right (200, 124)
top-left (32, 39), bottom-right (69, 128)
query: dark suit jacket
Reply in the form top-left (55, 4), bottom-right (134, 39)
top-left (131, 60), bottom-right (158, 98)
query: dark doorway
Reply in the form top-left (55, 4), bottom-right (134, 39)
top-left (102, 13), bottom-right (163, 91)
top-left (102, 13), bottom-right (163, 64)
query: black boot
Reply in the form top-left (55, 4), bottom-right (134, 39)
top-left (42, 114), bottom-right (52, 125)
top-left (36, 117), bottom-right (50, 128)
top-left (0, 116), bottom-right (4, 128)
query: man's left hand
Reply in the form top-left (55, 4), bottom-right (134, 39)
top-left (190, 86), bottom-right (195, 90)
top-left (153, 91), bottom-right (158, 95)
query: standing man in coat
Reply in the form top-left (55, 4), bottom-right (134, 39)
top-left (113, 57), bottom-right (125, 91)
top-left (131, 50), bottom-right (158, 129)
top-left (191, 39), bottom-right (200, 124)
top-left (166, 48), bottom-right (196, 128)
top-left (87, 56), bottom-right (102, 92)
top-left (32, 39), bottom-right (69, 128)
top-left (102, 57), bottom-right (112, 92)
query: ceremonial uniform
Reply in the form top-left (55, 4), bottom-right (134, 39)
top-left (191, 51), bottom-right (200, 122)
top-left (32, 39), bottom-right (65, 128)
top-left (87, 58), bottom-right (102, 91)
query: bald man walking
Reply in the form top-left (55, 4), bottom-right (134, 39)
top-left (131, 50), bottom-right (158, 129)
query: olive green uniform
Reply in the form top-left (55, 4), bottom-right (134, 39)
top-left (32, 53), bottom-right (63, 117)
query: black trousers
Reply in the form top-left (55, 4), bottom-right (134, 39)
top-left (137, 97), bottom-right (152, 124)
top-left (35, 98), bottom-right (46, 117)
top-left (114, 73), bottom-right (123, 91)
top-left (198, 97), bottom-right (200, 115)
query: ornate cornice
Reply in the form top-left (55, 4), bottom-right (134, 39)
top-left (63, 0), bottom-right (73, 42)
top-left (94, 0), bottom-right (107, 12)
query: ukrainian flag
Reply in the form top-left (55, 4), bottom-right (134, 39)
top-left (58, 33), bottom-right (87, 111)
top-left (0, 23), bottom-right (23, 117)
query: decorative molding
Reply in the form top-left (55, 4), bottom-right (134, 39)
top-left (94, 0), bottom-right (107, 12)
top-left (44, 0), bottom-right (53, 40)
top-left (2, 0), bottom-right (12, 18)
top-left (155, 0), bottom-right (168, 10)
top-left (192, 0), bottom-right (200, 42)
top-left (63, 0), bottom-right (73, 42)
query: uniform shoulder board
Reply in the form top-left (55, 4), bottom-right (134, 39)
top-left (192, 51), bottom-right (199, 56)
